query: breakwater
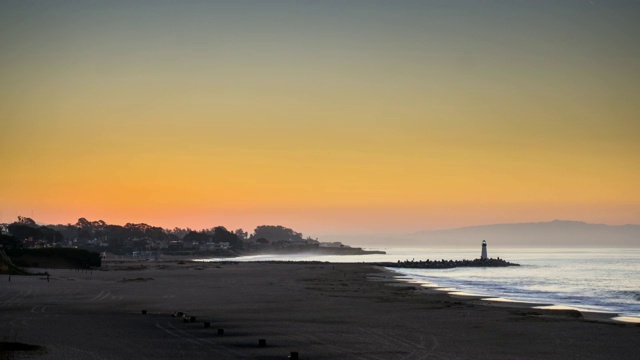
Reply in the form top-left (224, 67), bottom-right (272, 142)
top-left (374, 257), bottom-right (519, 269)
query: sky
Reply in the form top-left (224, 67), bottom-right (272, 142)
top-left (1, 0), bottom-right (639, 236)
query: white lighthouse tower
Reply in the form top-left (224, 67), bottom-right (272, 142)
top-left (481, 240), bottom-right (488, 260)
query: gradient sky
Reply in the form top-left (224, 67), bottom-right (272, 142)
top-left (1, 0), bottom-right (639, 235)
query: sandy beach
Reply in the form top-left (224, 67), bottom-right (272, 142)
top-left (1, 260), bottom-right (639, 360)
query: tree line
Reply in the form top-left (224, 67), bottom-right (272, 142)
top-left (1, 216), bottom-right (317, 254)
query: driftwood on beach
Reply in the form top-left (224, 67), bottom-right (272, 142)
top-left (374, 257), bottom-right (520, 269)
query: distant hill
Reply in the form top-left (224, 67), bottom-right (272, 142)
top-left (407, 220), bottom-right (640, 247)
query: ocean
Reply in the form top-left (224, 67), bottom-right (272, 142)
top-left (197, 247), bottom-right (640, 322)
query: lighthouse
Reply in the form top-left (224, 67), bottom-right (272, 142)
top-left (481, 240), bottom-right (488, 260)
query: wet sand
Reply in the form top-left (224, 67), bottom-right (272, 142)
top-left (1, 260), bottom-right (639, 359)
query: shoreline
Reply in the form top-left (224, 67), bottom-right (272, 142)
top-left (380, 266), bottom-right (632, 324)
top-left (196, 256), bottom-right (640, 323)
top-left (1, 260), bottom-right (638, 359)
top-left (12, 251), bottom-right (636, 324)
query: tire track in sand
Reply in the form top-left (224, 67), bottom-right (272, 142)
top-left (89, 290), bottom-right (111, 302)
top-left (153, 319), bottom-right (247, 358)
top-left (1, 287), bottom-right (34, 306)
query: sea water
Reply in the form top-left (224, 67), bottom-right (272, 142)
top-left (198, 247), bottom-right (640, 321)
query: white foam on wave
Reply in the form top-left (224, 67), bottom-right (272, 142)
top-left (612, 316), bottom-right (640, 323)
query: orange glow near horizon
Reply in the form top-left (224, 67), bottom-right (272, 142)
top-left (1, 2), bottom-right (639, 235)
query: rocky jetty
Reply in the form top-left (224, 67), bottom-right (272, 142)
top-left (374, 257), bottom-right (519, 269)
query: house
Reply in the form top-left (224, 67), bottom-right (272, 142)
top-left (320, 242), bottom-right (345, 248)
top-left (202, 242), bottom-right (230, 251)
top-left (168, 241), bottom-right (183, 251)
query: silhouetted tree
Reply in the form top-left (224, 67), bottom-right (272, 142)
top-left (75, 218), bottom-right (107, 239)
top-left (123, 223), bottom-right (169, 241)
top-left (168, 227), bottom-right (190, 239)
top-left (17, 216), bottom-right (37, 226)
top-left (48, 224), bottom-right (78, 241)
top-left (8, 223), bottom-right (42, 241)
top-left (234, 228), bottom-right (248, 241)
top-left (38, 226), bottom-right (65, 243)
top-left (251, 225), bottom-right (304, 243)
top-left (183, 231), bottom-right (211, 244)
top-left (0, 234), bottom-right (20, 249)
top-left (212, 226), bottom-right (243, 250)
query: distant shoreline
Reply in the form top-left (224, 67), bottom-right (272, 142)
top-left (241, 247), bottom-right (386, 256)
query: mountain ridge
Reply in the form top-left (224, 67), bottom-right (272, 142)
top-left (415, 219), bottom-right (640, 234)
top-left (407, 220), bottom-right (640, 247)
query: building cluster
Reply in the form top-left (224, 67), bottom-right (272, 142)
top-left (0, 219), bottom-right (343, 258)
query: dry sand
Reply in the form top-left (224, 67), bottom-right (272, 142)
top-left (1, 260), bottom-right (639, 359)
